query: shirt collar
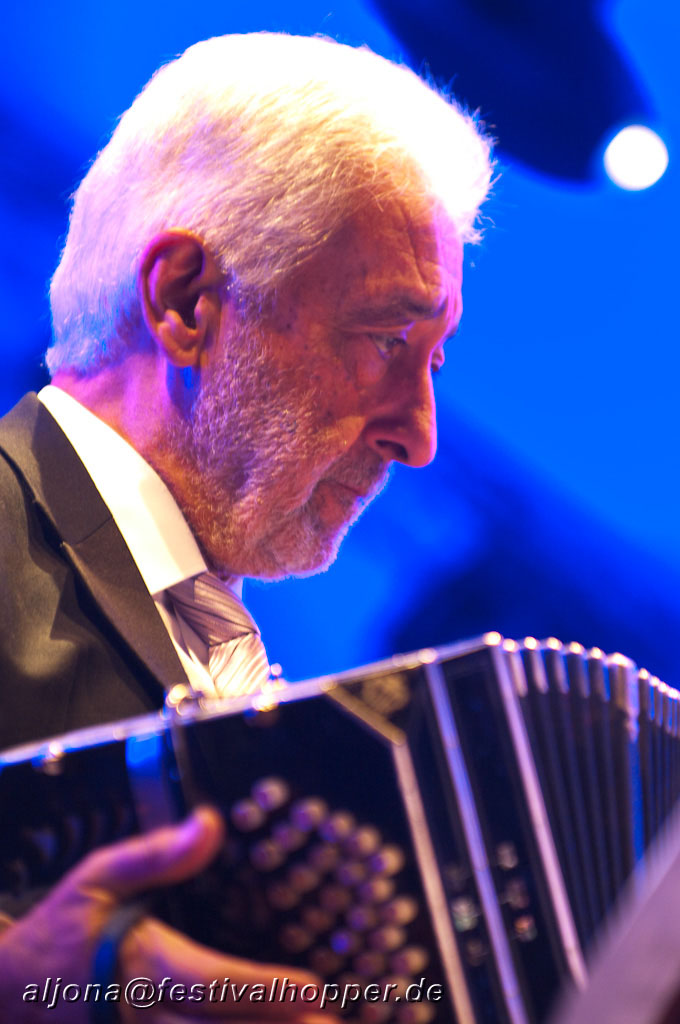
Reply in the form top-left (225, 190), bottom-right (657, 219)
top-left (38, 386), bottom-right (242, 600)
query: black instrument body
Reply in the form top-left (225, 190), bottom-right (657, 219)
top-left (2, 635), bottom-right (677, 1023)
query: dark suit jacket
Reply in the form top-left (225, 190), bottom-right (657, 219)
top-left (0, 394), bottom-right (190, 751)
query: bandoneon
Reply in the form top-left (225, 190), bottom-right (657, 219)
top-left (2, 634), bottom-right (677, 1023)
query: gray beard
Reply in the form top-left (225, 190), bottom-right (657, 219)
top-left (163, 337), bottom-right (390, 580)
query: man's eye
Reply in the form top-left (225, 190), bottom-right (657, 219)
top-left (369, 334), bottom-right (407, 358)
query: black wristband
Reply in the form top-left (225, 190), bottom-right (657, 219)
top-left (90, 900), bottom-right (148, 1024)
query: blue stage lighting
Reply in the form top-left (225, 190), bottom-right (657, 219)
top-left (368, 0), bottom-right (654, 183)
top-left (603, 124), bottom-right (669, 190)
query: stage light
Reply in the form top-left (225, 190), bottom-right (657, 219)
top-left (369, 0), bottom-right (654, 183)
top-left (603, 125), bottom-right (669, 191)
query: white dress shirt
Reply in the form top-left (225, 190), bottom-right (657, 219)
top-left (38, 385), bottom-right (243, 697)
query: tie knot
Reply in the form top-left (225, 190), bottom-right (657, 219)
top-left (168, 572), bottom-right (259, 647)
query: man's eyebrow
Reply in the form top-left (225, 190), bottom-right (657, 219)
top-left (346, 294), bottom-right (449, 323)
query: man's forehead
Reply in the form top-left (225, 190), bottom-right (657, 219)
top-left (338, 197), bottom-right (463, 320)
top-left (276, 191), bottom-right (463, 335)
top-left (333, 192), bottom-right (462, 296)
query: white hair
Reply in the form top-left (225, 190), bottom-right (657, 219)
top-left (47, 32), bottom-right (494, 375)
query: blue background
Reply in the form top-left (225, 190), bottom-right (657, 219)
top-left (2, 1), bottom-right (678, 684)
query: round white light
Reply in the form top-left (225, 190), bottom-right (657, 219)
top-left (603, 125), bottom-right (669, 191)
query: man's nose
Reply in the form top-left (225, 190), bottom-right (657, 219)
top-left (363, 372), bottom-right (437, 468)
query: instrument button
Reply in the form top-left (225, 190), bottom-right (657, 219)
top-left (380, 897), bottom-right (418, 925)
top-left (272, 821), bottom-right (307, 852)
top-left (344, 825), bottom-right (381, 857)
top-left (320, 883), bottom-right (353, 912)
top-left (346, 905), bottom-right (379, 931)
top-left (369, 845), bottom-right (405, 876)
top-left (290, 797), bottom-right (329, 831)
top-left (250, 838), bottom-right (285, 871)
top-left (251, 776), bottom-right (290, 811)
top-left (300, 905), bottom-right (335, 934)
top-left (287, 863), bottom-right (320, 894)
top-left (357, 878), bottom-right (396, 904)
top-left (320, 811), bottom-right (356, 842)
top-left (306, 842), bottom-right (340, 873)
top-left (390, 946), bottom-right (429, 974)
top-left (231, 798), bottom-right (265, 832)
top-left (335, 860), bottom-right (368, 886)
top-left (330, 928), bottom-right (361, 955)
top-left (368, 926), bottom-right (406, 952)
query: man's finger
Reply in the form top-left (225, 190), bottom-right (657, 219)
top-left (122, 918), bottom-right (333, 1017)
top-left (71, 807), bottom-right (225, 900)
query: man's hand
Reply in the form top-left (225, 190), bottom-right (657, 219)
top-left (0, 808), bottom-right (341, 1023)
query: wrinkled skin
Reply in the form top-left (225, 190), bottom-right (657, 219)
top-left (160, 194), bottom-right (463, 579)
top-left (20, 190), bottom-right (464, 1022)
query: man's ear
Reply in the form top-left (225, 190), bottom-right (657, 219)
top-left (139, 230), bottom-right (224, 368)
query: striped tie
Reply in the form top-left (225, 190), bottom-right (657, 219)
top-left (168, 573), bottom-right (270, 698)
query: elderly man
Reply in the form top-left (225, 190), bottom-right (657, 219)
top-left (0, 32), bottom-right (492, 1021)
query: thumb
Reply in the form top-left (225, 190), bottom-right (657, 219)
top-left (72, 806), bottom-right (224, 900)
